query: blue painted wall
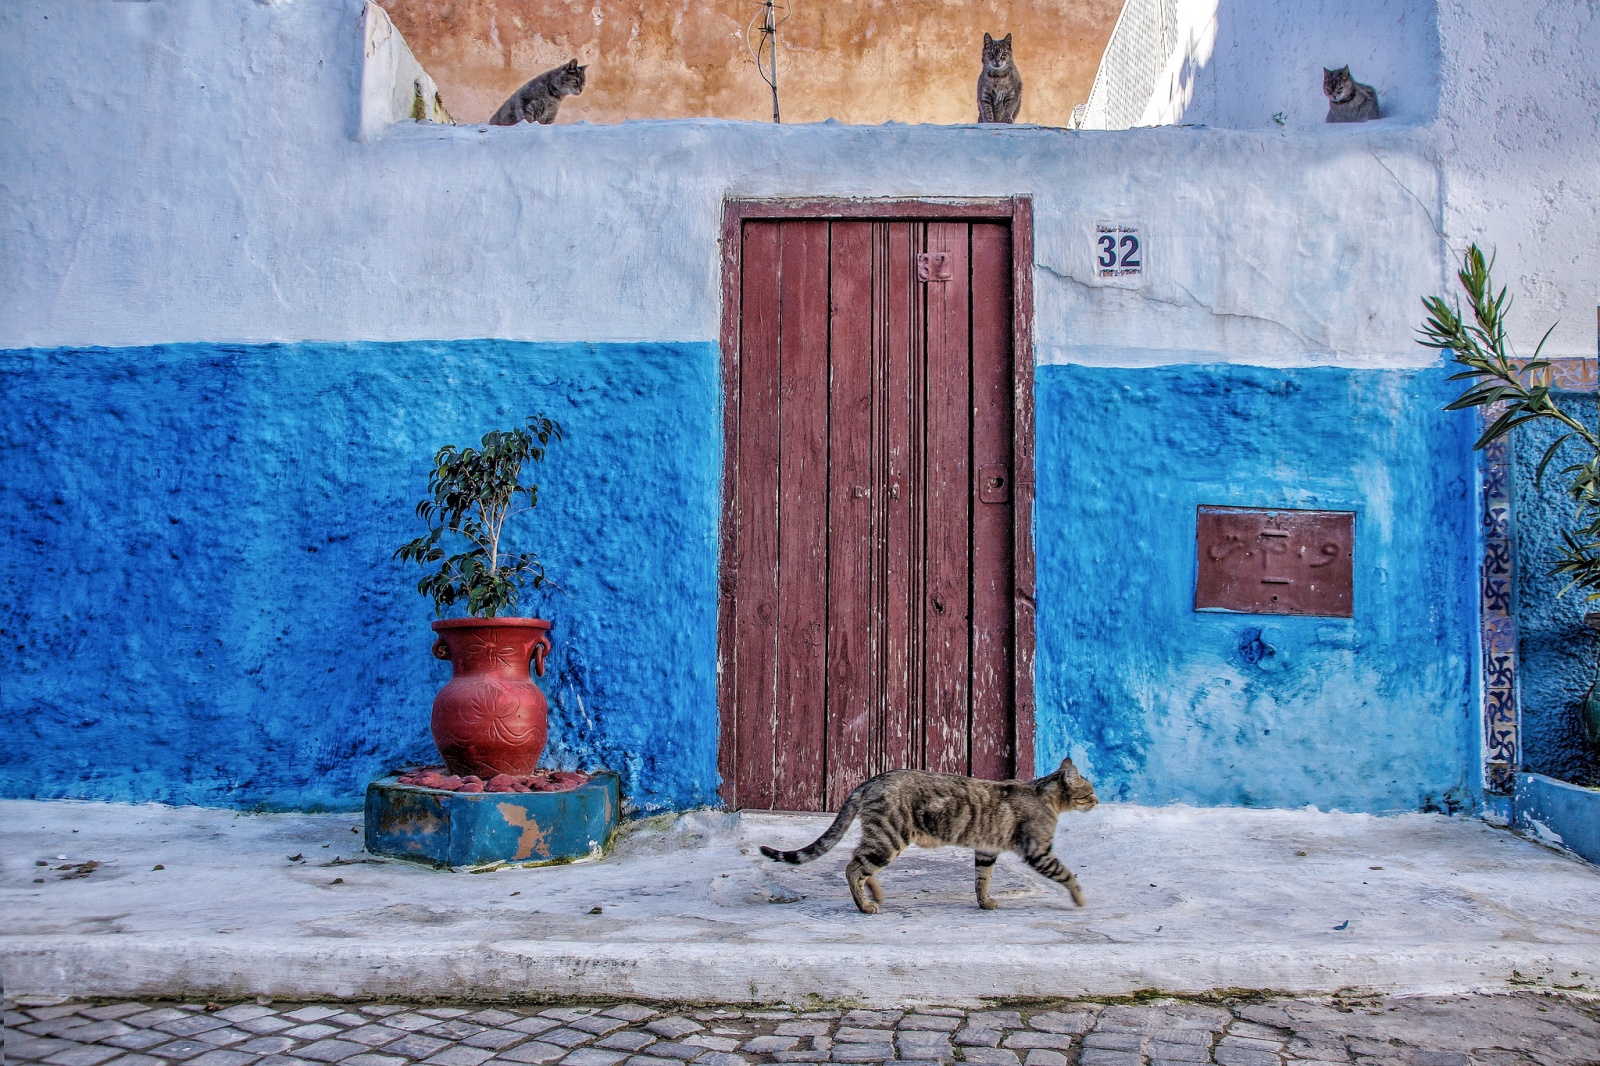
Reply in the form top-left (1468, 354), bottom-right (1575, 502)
top-left (1511, 409), bottom-right (1600, 787)
top-left (0, 341), bottom-right (721, 812)
top-left (4, 347), bottom-right (1484, 814)
top-left (1035, 364), bottom-right (1479, 813)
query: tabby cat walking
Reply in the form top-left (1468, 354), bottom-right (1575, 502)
top-left (760, 758), bottom-right (1097, 913)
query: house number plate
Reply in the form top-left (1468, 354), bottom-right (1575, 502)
top-left (1092, 222), bottom-right (1143, 284)
top-left (1194, 505), bottom-right (1354, 617)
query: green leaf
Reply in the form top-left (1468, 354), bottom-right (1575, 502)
top-left (1535, 433), bottom-right (1575, 489)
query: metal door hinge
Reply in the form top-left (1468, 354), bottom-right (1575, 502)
top-left (916, 251), bottom-right (953, 282)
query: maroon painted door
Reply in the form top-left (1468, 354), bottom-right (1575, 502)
top-left (722, 218), bottom-right (1018, 812)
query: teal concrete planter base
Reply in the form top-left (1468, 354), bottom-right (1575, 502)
top-left (1512, 772), bottom-right (1600, 866)
top-left (365, 772), bottom-right (620, 869)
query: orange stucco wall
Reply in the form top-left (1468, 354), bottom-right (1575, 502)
top-left (381, 0), bottom-right (1123, 126)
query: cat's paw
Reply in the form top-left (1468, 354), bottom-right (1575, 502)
top-left (978, 897), bottom-right (999, 910)
top-left (855, 899), bottom-right (880, 914)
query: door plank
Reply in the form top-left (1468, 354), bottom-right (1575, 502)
top-left (1010, 198), bottom-right (1038, 781)
top-left (773, 220), bottom-right (831, 811)
top-left (825, 221), bottom-right (877, 809)
top-left (883, 221), bottom-right (921, 777)
top-left (922, 222), bottom-right (973, 776)
top-left (732, 221), bottom-right (783, 809)
top-left (969, 222), bottom-right (1015, 780)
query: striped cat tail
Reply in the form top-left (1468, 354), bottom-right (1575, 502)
top-left (759, 792), bottom-right (862, 864)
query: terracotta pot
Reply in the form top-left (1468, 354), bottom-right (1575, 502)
top-left (429, 617), bottom-right (553, 779)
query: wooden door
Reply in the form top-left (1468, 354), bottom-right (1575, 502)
top-left (719, 210), bottom-right (1028, 811)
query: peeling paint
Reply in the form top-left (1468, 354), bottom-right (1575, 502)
top-left (498, 803), bottom-right (553, 859)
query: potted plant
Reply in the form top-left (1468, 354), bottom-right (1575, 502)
top-left (395, 415), bottom-right (564, 778)
top-left (1422, 244), bottom-right (1600, 749)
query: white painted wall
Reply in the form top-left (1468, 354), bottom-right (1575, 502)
top-left (1434, 0), bottom-right (1600, 363)
top-left (0, 0), bottom-right (1464, 368)
top-left (1083, 0), bottom-right (1440, 131)
top-left (1077, 0), bottom-right (1596, 358)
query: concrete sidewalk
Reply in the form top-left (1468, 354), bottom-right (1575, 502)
top-left (4, 800), bottom-right (1599, 1006)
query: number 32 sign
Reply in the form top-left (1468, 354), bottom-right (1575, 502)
top-left (1092, 222), bottom-right (1143, 286)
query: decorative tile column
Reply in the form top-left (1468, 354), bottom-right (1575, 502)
top-left (1479, 413), bottom-right (1517, 796)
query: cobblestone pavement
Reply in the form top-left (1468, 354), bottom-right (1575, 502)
top-left (6, 995), bottom-right (1598, 1066)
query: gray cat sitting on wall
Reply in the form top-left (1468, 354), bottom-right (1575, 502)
top-left (1323, 66), bottom-right (1379, 123)
top-left (977, 33), bottom-right (1022, 123)
top-left (490, 60), bottom-right (587, 126)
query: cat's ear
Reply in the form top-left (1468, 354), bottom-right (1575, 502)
top-left (984, 32), bottom-right (993, 46)
top-left (1058, 756), bottom-right (1080, 778)
top-left (566, 59), bottom-right (580, 71)
top-left (1002, 33), bottom-right (1012, 44)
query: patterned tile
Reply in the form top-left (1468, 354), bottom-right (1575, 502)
top-left (103, 1031), bottom-right (171, 1051)
top-left (77, 1007), bottom-right (148, 1023)
top-left (103, 1054), bottom-right (166, 1066)
top-left (146, 1040), bottom-right (214, 1061)
top-left (498, 1042), bottom-right (567, 1065)
top-left (419, 1047), bottom-right (495, 1066)
top-left (157, 1017), bottom-right (233, 1039)
top-left (1478, 401), bottom-right (1519, 794)
top-left (192, 1028), bottom-right (252, 1047)
top-left (285, 1010), bottom-right (346, 1024)
top-left (461, 1013), bottom-right (521, 1029)
top-left (187, 1051), bottom-right (262, 1066)
top-left (383, 1036), bottom-right (451, 1059)
top-left (297, 1039), bottom-right (369, 1063)
top-left (43, 1047), bottom-right (123, 1066)
top-left (460, 1031), bottom-right (525, 1052)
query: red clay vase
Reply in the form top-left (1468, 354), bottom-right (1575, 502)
top-left (429, 618), bottom-right (554, 779)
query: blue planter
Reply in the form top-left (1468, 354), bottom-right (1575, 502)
top-left (365, 772), bottom-right (621, 869)
top-left (1512, 772), bottom-right (1600, 865)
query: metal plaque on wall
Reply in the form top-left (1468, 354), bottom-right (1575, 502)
top-left (1194, 506), bottom-right (1354, 617)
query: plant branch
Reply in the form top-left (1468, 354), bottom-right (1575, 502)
top-left (393, 414), bottom-right (564, 618)
top-left (1429, 244), bottom-right (1600, 597)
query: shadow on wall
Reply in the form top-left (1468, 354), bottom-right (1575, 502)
top-left (378, 0), bottom-right (1124, 126)
top-left (1091, 0), bottom-right (1439, 130)
top-left (0, 341), bottom-right (721, 814)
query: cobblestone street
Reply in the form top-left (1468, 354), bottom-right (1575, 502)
top-left (7, 996), bottom-right (1599, 1066)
